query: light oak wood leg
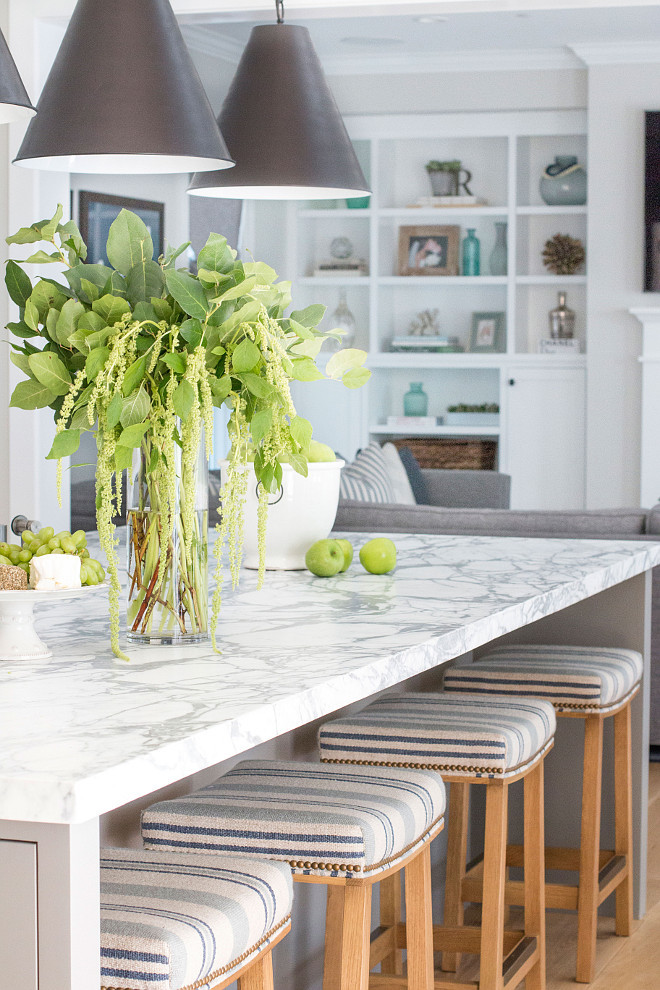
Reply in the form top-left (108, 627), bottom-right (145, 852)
top-left (524, 760), bottom-right (546, 990)
top-left (405, 844), bottom-right (435, 990)
top-left (441, 781), bottom-right (470, 973)
top-left (238, 950), bottom-right (274, 990)
top-left (576, 714), bottom-right (604, 984)
top-left (614, 703), bottom-right (634, 937)
top-left (480, 780), bottom-right (508, 990)
top-left (323, 884), bottom-right (345, 990)
top-left (380, 871), bottom-right (403, 975)
top-left (340, 882), bottom-right (372, 990)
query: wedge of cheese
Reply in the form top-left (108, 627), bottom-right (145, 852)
top-left (30, 553), bottom-right (82, 591)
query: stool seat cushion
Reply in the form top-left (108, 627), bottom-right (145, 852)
top-left (318, 692), bottom-right (556, 779)
top-left (443, 645), bottom-right (643, 713)
top-left (142, 761), bottom-right (446, 880)
top-left (100, 847), bottom-right (292, 990)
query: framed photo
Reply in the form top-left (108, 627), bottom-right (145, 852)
top-left (470, 312), bottom-right (505, 353)
top-left (78, 191), bottom-right (165, 266)
top-left (398, 225), bottom-right (460, 276)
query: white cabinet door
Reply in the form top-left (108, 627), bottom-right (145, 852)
top-left (502, 365), bottom-right (586, 510)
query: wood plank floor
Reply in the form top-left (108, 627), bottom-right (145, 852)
top-left (445, 763), bottom-right (660, 988)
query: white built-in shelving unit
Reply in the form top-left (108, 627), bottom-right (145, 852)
top-left (248, 109), bottom-right (588, 509)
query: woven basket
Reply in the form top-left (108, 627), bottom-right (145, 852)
top-left (392, 438), bottom-right (498, 471)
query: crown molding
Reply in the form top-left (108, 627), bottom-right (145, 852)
top-left (322, 46), bottom-right (582, 76)
top-left (570, 41), bottom-right (660, 66)
top-left (181, 24), bottom-right (243, 63)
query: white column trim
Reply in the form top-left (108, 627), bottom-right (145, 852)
top-left (630, 307), bottom-right (660, 507)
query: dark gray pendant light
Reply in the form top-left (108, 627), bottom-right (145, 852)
top-left (0, 28), bottom-right (35, 125)
top-left (14, 0), bottom-right (233, 175)
top-left (188, 2), bottom-right (370, 201)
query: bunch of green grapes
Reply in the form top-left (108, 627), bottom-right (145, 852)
top-left (0, 527), bottom-right (106, 586)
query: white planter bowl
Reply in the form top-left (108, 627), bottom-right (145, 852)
top-left (220, 460), bottom-right (344, 570)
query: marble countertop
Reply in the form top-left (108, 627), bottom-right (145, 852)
top-left (1, 532), bottom-right (658, 826)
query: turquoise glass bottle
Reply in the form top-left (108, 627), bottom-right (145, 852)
top-left (462, 228), bottom-right (480, 276)
top-left (404, 383), bottom-right (428, 417)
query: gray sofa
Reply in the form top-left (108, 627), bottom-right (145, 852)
top-left (334, 471), bottom-right (660, 745)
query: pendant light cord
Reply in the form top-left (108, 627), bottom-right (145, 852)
top-left (275, 0), bottom-right (285, 24)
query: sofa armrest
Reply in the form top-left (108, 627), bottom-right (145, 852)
top-left (420, 469), bottom-right (511, 509)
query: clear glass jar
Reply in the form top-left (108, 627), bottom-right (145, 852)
top-left (489, 222), bottom-right (508, 276)
top-left (330, 289), bottom-right (356, 349)
top-left (549, 292), bottom-right (576, 339)
top-left (127, 434), bottom-right (208, 644)
top-left (403, 383), bottom-right (428, 417)
top-left (462, 228), bottom-right (481, 276)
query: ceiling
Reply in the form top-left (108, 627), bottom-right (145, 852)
top-left (181, 3), bottom-right (660, 66)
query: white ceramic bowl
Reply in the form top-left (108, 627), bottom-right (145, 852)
top-left (220, 460), bottom-right (344, 570)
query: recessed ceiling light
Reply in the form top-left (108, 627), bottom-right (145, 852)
top-left (340, 36), bottom-right (405, 49)
top-left (415, 15), bottom-right (448, 24)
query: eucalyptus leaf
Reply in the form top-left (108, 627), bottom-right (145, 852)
top-left (231, 338), bottom-right (261, 373)
top-left (122, 355), bottom-right (147, 397)
top-left (40, 204), bottom-right (64, 241)
top-left (45, 308), bottom-right (60, 342)
top-left (289, 338), bottom-right (323, 360)
top-left (78, 311), bottom-right (107, 333)
top-left (162, 241), bottom-right (191, 268)
top-left (243, 261), bottom-right (277, 285)
top-left (290, 415), bottom-right (313, 450)
top-left (288, 318), bottom-right (316, 341)
top-left (126, 259), bottom-right (165, 307)
top-left (24, 250), bottom-right (61, 265)
top-left (30, 279), bottom-right (67, 320)
top-left (28, 351), bottom-right (72, 396)
top-left (106, 390), bottom-right (124, 430)
top-left (114, 446), bottom-right (134, 472)
top-left (45, 428), bottom-right (80, 460)
top-left (288, 450), bottom-right (309, 477)
top-left (342, 367), bottom-right (371, 388)
top-left (132, 301), bottom-right (159, 324)
top-left (217, 299), bottom-right (261, 335)
top-left (290, 358), bottom-right (324, 382)
top-left (216, 275), bottom-right (258, 303)
top-left (58, 219), bottom-right (87, 262)
top-left (118, 422), bottom-right (150, 448)
top-left (70, 404), bottom-right (92, 430)
top-left (197, 232), bottom-right (235, 275)
top-left (240, 373), bottom-right (276, 399)
top-left (290, 304), bottom-right (326, 328)
top-left (6, 321), bottom-right (38, 339)
top-left (56, 299), bottom-right (86, 346)
top-left (120, 386), bottom-right (151, 428)
top-left (104, 271), bottom-right (128, 298)
top-left (10, 378), bottom-right (57, 410)
top-left (161, 352), bottom-right (187, 374)
top-left (106, 209), bottom-right (154, 276)
top-left (6, 225), bottom-right (42, 245)
top-left (179, 318), bottom-right (203, 350)
top-left (92, 294), bottom-right (131, 326)
top-left (210, 375), bottom-right (232, 404)
top-left (326, 348), bottom-right (368, 380)
top-left (80, 278), bottom-right (100, 302)
top-left (85, 346), bottom-right (110, 381)
top-left (10, 351), bottom-right (33, 377)
top-left (173, 379), bottom-right (195, 421)
top-left (5, 260), bottom-right (33, 307)
top-left (250, 408), bottom-right (272, 444)
top-left (24, 299), bottom-right (40, 332)
top-left (66, 263), bottom-right (114, 303)
top-left (151, 297), bottom-right (172, 321)
top-left (164, 268), bottom-right (209, 320)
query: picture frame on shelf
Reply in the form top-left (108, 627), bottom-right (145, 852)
top-left (397, 225), bottom-right (460, 277)
top-left (469, 311), bottom-right (505, 353)
top-left (78, 191), bottom-right (165, 267)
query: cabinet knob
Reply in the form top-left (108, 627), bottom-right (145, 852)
top-left (508, 378), bottom-right (516, 386)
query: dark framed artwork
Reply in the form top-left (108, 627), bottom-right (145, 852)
top-left (645, 112), bottom-right (660, 291)
top-left (78, 191), bottom-right (165, 266)
top-left (397, 225), bottom-right (460, 276)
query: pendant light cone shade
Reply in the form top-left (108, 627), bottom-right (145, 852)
top-left (14, 0), bottom-right (233, 174)
top-left (188, 25), bottom-right (370, 200)
top-left (0, 29), bottom-right (35, 124)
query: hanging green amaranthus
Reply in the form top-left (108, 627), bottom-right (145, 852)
top-left (5, 206), bottom-right (369, 659)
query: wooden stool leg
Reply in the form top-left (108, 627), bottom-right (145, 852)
top-left (323, 884), bottom-right (345, 990)
top-left (238, 949), bottom-right (275, 990)
top-left (441, 781), bottom-right (470, 973)
top-left (339, 882), bottom-right (372, 990)
top-left (480, 780), bottom-right (508, 990)
top-left (380, 872), bottom-right (403, 974)
top-left (524, 759), bottom-right (546, 990)
top-left (405, 844), bottom-right (435, 990)
top-left (614, 702), bottom-right (634, 937)
top-left (576, 714), bottom-right (604, 984)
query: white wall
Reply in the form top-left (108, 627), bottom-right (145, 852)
top-left (585, 60), bottom-right (660, 508)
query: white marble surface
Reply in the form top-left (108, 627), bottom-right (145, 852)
top-left (1, 533), bottom-right (659, 826)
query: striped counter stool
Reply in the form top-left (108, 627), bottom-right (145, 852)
top-left (443, 644), bottom-right (642, 984)
top-left (100, 846), bottom-right (293, 990)
top-left (141, 762), bottom-right (446, 990)
top-left (318, 692), bottom-right (557, 990)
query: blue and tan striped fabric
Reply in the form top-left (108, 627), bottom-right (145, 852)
top-left (100, 847), bottom-right (292, 990)
top-left (444, 645), bottom-right (643, 714)
top-left (318, 692), bottom-right (556, 779)
top-left (142, 761), bottom-right (446, 880)
top-left (339, 442), bottom-right (396, 503)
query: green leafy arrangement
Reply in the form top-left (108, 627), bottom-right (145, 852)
top-left (5, 205), bottom-right (370, 659)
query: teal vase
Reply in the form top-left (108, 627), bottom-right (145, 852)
top-left (404, 383), bottom-right (428, 417)
top-left (489, 222), bottom-right (508, 276)
top-left (462, 228), bottom-right (480, 276)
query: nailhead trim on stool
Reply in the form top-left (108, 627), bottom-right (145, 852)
top-left (443, 644), bottom-right (643, 714)
top-left (99, 847), bottom-right (292, 990)
top-left (318, 692), bottom-right (556, 778)
top-left (141, 761), bottom-right (446, 879)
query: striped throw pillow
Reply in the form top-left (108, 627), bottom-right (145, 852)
top-left (340, 442), bottom-right (396, 503)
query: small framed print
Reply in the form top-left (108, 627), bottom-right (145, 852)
top-left (398, 225), bottom-right (460, 276)
top-left (78, 191), bottom-right (164, 266)
top-left (470, 311), bottom-right (505, 353)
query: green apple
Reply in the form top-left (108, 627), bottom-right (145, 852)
top-left (336, 539), bottom-right (354, 572)
top-left (305, 539), bottom-right (345, 577)
top-left (307, 440), bottom-right (336, 463)
top-left (359, 538), bottom-right (397, 575)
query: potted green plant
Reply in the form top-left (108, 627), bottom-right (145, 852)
top-left (424, 160), bottom-right (472, 197)
top-left (5, 206), bottom-right (369, 659)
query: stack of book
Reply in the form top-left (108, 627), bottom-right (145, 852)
top-left (407, 195), bottom-right (488, 208)
top-left (538, 338), bottom-right (581, 354)
top-left (390, 335), bottom-right (463, 353)
top-left (313, 259), bottom-right (368, 277)
top-left (386, 416), bottom-right (440, 430)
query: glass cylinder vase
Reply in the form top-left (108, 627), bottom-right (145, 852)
top-left (462, 228), bottom-right (480, 276)
top-left (489, 222), bottom-right (508, 276)
top-left (127, 435), bottom-right (209, 644)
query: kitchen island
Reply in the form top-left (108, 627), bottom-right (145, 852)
top-left (0, 533), bottom-right (658, 990)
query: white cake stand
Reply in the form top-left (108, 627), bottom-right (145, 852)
top-left (0, 584), bottom-right (108, 661)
